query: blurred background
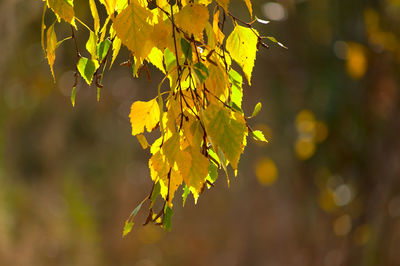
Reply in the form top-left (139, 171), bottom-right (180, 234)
top-left (1, 0), bottom-right (400, 265)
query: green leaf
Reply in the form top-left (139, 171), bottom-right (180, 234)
top-left (162, 206), bottom-right (173, 231)
top-left (180, 38), bottom-right (192, 62)
top-left (77, 57), bottom-right (99, 85)
top-left (194, 68), bottom-right (207, 84)
top-left (164, 48), bottom-right (176, 72)
top-left (250, 102), bottom-right (262, 118)
top-left (226, 25), bottom-right (258, 85)
top-left (122, 220), bottom-right (134, 237)
top-left (97, 39), bottom-right (111, 61)
top-left (194, 62), bottom-right (209, 83)
top-left (149, 181), bottom-right (161, 208)
top-left (206, 162), bottom-right (218, 184)
top-left (252, 130), bottom-right (268, 143)
top-left (122, 200), bottom-right (145, 237)
top-left (71, 86), bottom-right (76, 107)
top-left (202, 104), bottom-right (247, 169)
top-left (182, 185), bottom-right (190, 206)
top-left (228, 69), bottom-right (243, 112)
top-left (194, 62), bottom-right (209, 76)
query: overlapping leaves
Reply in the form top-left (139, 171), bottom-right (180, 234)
top-left (42, 0), bottom-right (277, 233)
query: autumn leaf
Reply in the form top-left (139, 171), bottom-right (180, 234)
top-left (47, 0), bottom-right (76, 27)
top-left (129, 98), bottom-right (160, 136)
top-left (202, 104), bottom-right (247, 169)
top-left (175, 4), bottom-right (209, 37)
top-left (46, 22), bottom-right (57, 82)
top-left (168, 168), bottom-right (183, 207)
top-left (226, 25), bottom-right (258, 85)
top-left (176, 147), bottom-right (209, 195)
top-left (112, 0), bottom-right (154, 60)
top-left (89, 0), bottom-right (100, 33)
top-left (243, 0), bottom-right (253, 17)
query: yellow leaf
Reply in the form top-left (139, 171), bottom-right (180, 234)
top-left (175, 4), bottom-right (209, 37)
top-left (147, 47), bottom-right (166, 74)
top-left (213, 10), bottom-right (225, 46)
top-left (110, 36), bottom-right (122, 69)
top-left (168, 168), bottom-right (183, 206)
top-left (176, 147), bottom-right (209, 194)
top-left (41, 4), bottom-right (47, 54)
top-left (129, 98), bottom-right (160, 136)
top-left (47, 0), bottom-right (76, 27)
top-left (151, 19), bottom-right (172, 50)
top-left (216, 0), bottom-right (230, 11)
top-left (205, 63), bottom-right (229, 101)
top-left (86, 30), bottom-right (97, 59)
top-left (136, 134), bottom-right (149, 149)
top-left (162, 133), bottom-right (181, 165)
top-left (112, 0), bottom-right (154, 60)
top-left (98, 0), bottom-right (116, 16)
top-left (89, 0), bottom-right (100, 34)
top-left (149, 151), bottom-right (169, 199)
top-left (226, 25), bottom-right (258, 85)
top-left (243, 0), bottom-right (253, 17)
top-left (46, 22), bottom-right (57, 82)
top-left (202, 104), bottom-right (247, 169)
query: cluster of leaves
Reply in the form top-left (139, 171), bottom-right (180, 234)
top-left (42, 0), bottom-right (281, 233)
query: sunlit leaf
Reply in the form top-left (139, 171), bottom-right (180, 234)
top-left (89, 0), bottom-right (100, 34)
top-left (122, 220), bottom-right (134, 237)
top-left (250, 102), bottom-right (262, 118)
top-left (202, 104), bottom-right (247, 169)
top-left (182, 185), bottom-right (190, 206)
top-left (122, 200), bottom-right (145, 237)
top-left (97, 39), bottom-right (111, 61)
top-left (112, 1), bottom-right (154, 60)
top-left (252, 130), bottom-right (268, 143)
top-left (212, 10), bottom-right (225, 46)
top-left (86, 30), bottom-right (97, 59)
top-left (129, 98), bottom-right (160, 136)
top-left (243, 0), bottom-right (253, 17)
top-left (177, 147), bottom-right (209, 195)
top-left (226, 25), bottom-right (258, 85)
top-left (47, 0), bottom-right (76, 27)
top-left (110, 37), bottom-right (121, 68)
top-left (175, 3), bottom-right (209, 37)
top-left (168, 168), bottom-right (183, 206)
top-left (136, 134), bottom-right (149, 149)
top-left (77, 57), bottom-right (99, 85)
top-left (228, 69), bottom-right (243, 112)
top-left (46, 21), bottom-right (57, 81)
